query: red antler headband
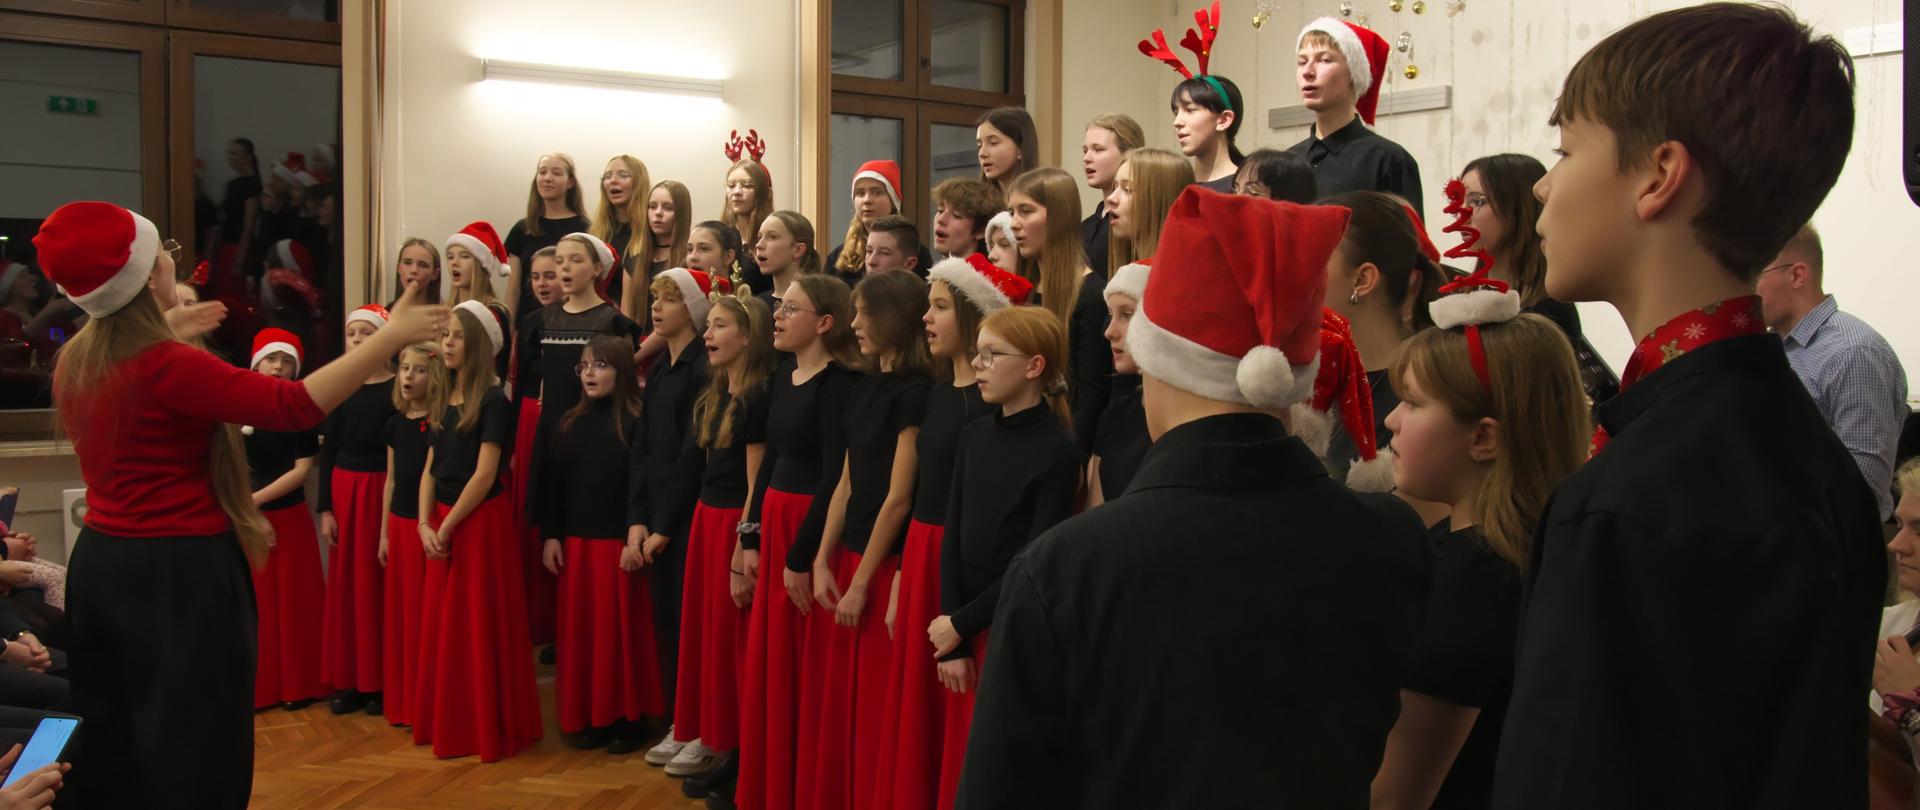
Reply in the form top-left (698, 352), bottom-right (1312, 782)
top-left (1429, 179), bottom-right (1521, 394)
top-left (723, 129), bottom-right (771, 191)
top-left (1138, 2), bottom-right (1232, 113)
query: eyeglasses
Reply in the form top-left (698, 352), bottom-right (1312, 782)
top-left (773, 302), bottom-right (817, 319)
top-left (726, 181), bottom-right (759, 192)
top-left (1758, 263), bottom-right (1796, 275)
top-left (574, 360), bottom-right (611, 375)
top-left (163, 239), bottom-right (190, 281)
top-left (969, 347), bottom-right (1030, 370)
top-left (1464, 192), bottom-right (1491, 209)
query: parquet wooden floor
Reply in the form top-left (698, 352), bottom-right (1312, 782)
top-left (252, 663), bottom-right (701, 809)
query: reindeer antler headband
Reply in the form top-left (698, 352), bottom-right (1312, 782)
top-left (723, 129), bottom-right (771, 191)
top-left (1138, 2), bottom-right (1232, 113)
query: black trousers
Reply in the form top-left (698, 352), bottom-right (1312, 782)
top-left (649, 518), bottom-right (689, 719)
top-left (65, 529), bottom-right (255, 810)
top-left (0, 661), bottom-right (67, 712)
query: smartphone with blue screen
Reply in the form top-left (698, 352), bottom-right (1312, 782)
top-left (2, 716), bottom-right (77, 788)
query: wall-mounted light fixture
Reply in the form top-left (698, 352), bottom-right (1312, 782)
top-left (480, 58), bottom-right (724, 99)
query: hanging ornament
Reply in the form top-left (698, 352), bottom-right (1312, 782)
top-left (1412, 0), bottom-right (1426, 13)
top-left (1357, 10), bottom-right (1371, 25)
top-left (1404, 63), bottom-right (1420, 79)
top-left (1396, 31), bottom-right (1413, 52)
top-left (1252, 0), bottom-right (1275, 28)
top-left (1398, 32), bottom-right (1419, 79)
top-left (1445, 0), bottom-right (1467, 15)
top-left (1339, 0), bottom-right (1353, 16)
top-left (1388, 0), bottom-right (1403, 11)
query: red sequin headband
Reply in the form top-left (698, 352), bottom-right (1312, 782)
top-left (1430, 178), bottom-right (1521, 395)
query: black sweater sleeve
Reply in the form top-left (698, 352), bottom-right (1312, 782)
top-left (626, 417), bottom-right (650, 529)
top-left (786, 371), bottom-right (854, 573)
top-left (656, 428), bottom-right (707, 541)
top-left (939, 428), bottom-right (970, 624)
top-left (949, 443), bottom-right (1081, 643)
top-left (314, 407), bottom-right (342, 512)
top-left (1070, 285), bottom-right (1114, 451)
top-left (742, 440), bottom-right (777, 551)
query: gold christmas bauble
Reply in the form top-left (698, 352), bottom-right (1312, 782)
top-left (1404, 63), bottom-right (1420, 79)
top-left (1388, 0), bottom-right (1403, 11)
top-left (1412, 0), bottom-right (1427, 12)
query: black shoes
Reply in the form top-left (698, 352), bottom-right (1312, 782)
top-left (681, 752), bottom-right (737, 799)
top-left (563, 726), bottom-right (611, 750)
top-left (538, 644), bottom-right (557, 665)
top-left (606, 721), bottom-right (647, 755)
top-left (363, 693), bottom-right (383, 716)
top-left (328, 690), bottom-right (366, 715)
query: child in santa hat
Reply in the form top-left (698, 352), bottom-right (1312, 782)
top-left (316, 305), bottom-right (399, 716)
top-left (930, 303), bottom-right (1082, 810)
top-left (411, 300), bottom-right (542, 761)
top-left (828, 160), bottom-right (934, 285)
top-left (1086, 259), bottom-right (1151, 507)
top-left (1287, 17), bottom-right (1424, 211)
top-left (243, 328), bottom-right (328, 712)
top-left (445, 221), bottom-right (516, 382)
top-left (872, 253), bottom-right (1030, 810)
top-left (379, 340), bottom-right (444, 729)
top-left (957, 188), bottom-right (1430, 807)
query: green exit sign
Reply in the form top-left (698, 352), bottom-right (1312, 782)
top-left (46, 96), bottom-right (98, 115)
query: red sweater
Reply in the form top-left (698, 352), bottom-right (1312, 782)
top-left (59, 341), bottom-right (325, 538)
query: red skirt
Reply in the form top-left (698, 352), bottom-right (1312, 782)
top-left (382, 513), bottom-right (425, 726)
top-left (556, 536), bottom-right (663, 732)
top-left (738, 488), bottom-right (814, 810)
top-left (873, 520), bottom-right (950, 810)
top-left (936, 631), bottom-right (990, 810)
top-left (802, 547), bottom-right (898, 810)
top-left (321, 468), bottom-right (385, 693)
top-left (411, 496), bottom-right (543, 761)
top-left (511, 397), bottom-right (557, 646)
top-left (254, 502), bottom-right (327, 708)
top-left (672, 501), bottom-right (748, 750)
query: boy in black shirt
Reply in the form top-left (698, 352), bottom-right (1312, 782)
top-left (1287, 18), bottom-right (1423, 211)
top-left (1491, 6), bottom-right (1881, 808)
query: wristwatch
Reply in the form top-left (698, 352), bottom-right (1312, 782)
top-left (736, 521), bottom-right (761, 535)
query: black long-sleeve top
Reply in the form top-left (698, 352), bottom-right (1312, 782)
top-left (658, 383), bottom-right (772, 533)
top-left (246, 426), bottom-right (319, 512)
top-left (535, 397), bottom-right (641, 539)
top-left (315, 378), bottom-right (396, 512)
top-left (384, 411), bottom-right (433, 520)
top-left (523, 302), bottom-right (642, 524)
top-left (910, 379), bottom-right (991, 526)
top-left (841, 370), bottom-right (932, 557)
top-left (940, 403), bottom-right (1083, 658)
top-left (506, 214), bottom-right (592, 323)
top-left (628, 343), bottom-right (709, 534)
top-left (1066, 272), bottom-right (1113, 452)
top-left (1285, 115), bottom-right (1425, 213)
top-left (427, 386), bottom-right (512, 507)
top-left (513, 309), bottom-right (544, 403)
top-left (1080, 206), bottom-right (1110, 276)
top-left (744, 360), bottom-right (858, 566)
top-left (1091, 375), bottom-right (1148, 500)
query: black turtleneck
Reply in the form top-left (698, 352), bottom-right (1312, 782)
top-left (939, 402), bottom-right (1083, 656)
top-left (534, 397), bottom-right (641, 539)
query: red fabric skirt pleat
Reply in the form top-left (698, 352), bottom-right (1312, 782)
top-left (321, 468), bottom-right (386, 693)
top-left (511, 397), bottom-right (556, 646)
top-left (802, 547), bottom-right (898, 810)
top-left (382, 514), bottom-right (424, 726)
top-left (671, 502), bottom-right (748, 750)
top-left (737, 488), bottom-right (814, 810)
top-left (873, 520), bottom-right (949, 810)
top-left (935, 630), bottom-right (990, 810)
top-left (254, 502), bottom-right (327, 708)
top-left (555, 536), bottom-right (663, 733)
top-left (410, 496), bottom-right (542, 761)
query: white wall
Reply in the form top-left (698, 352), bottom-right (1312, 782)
top-left (0, 41), bottom-right (142, 218)
top-left (1113, 0), bottom-right (1919, 384)
top-left (380, 0), bottom-right (799, 292)
top-left (1058, 0), bottom-right (1168, 217)
top-left (194, 55), bottom-right (341, 194)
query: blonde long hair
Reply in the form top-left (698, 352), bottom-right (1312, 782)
top-left (1388, 313), bottom-right (1589, 567)
top-left (1108, 148), bottom-right (1194, 275)
top-left (524, 152), bottom-right (586, 237)
top-left (720, 160), bottom-right (775, 248)
top-left (979, 305), bottom-right (1072, 429)
top-left (694, 295), bottom-right (776, 449)
top-left (593, 155), bottom-right (653, 272)
top-left (437, 308), bottom-right (499, 434)
top-left (1008, 167), bottom-right (1087, 327)
top-left (53, 290), bottom-right (272, 565)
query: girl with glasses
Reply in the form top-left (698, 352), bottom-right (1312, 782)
top-left (536, 335), bottom-right (662, 755)
top-left (932, 304), bottom-right (1083, 808)
top-left (736, 274), bottom-right (860, 810)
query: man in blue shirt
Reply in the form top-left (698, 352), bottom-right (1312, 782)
top-left (1757, 224), bottom-right (1909, 519)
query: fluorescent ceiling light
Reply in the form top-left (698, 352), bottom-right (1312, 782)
top-left (480, 58), bottom-right (724, 98)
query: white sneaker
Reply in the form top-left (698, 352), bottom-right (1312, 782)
top-left (644, 728), bottom-right (686, 766)
top-left (663, 740), bottom-right (718, 776)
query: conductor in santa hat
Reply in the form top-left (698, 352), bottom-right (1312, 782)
top-left (31, 201), bottom-right (447, 809)
top-left (954, 188), bottom-right (1430, 808)
top-left (1287, 17), bottom-right (1425, 211)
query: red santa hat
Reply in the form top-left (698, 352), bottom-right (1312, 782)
top-left (851, 160), bottom-right (902, 211)
top-left (928, 253), bottom-right (1031, 313)
top-left (272, 152), bottom-right (308, 186)
top-left (983, 211), bottom-right (1014, 250)
top-left (1128, 188), bottom-right (1349, 410)
top-left (31, 201), bottom-right (160, 317)
top-left (1106, 259), bottom-right (1151, 303)
top-left (1298, 17), bottom-right (1390, 125)
top-left (271, 239), bottom-right (312, 278)
top-left (452, 300), bottom-right (507, 357)
top-left (251, 327), bottom-right (304, 374)
top-left (445, 221), bottom-right (510, 279)
top-left (345, 303), bottom-right (389, 331)
top-left (658, 267), bottom-right (730, 331)
top-left (1290, 308), bottom-right (1394, 492)
top-left (562, 232), bottom-right (616, 276)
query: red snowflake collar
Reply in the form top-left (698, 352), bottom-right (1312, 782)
top-left (1590, 294), bottom-right (1763, 454)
